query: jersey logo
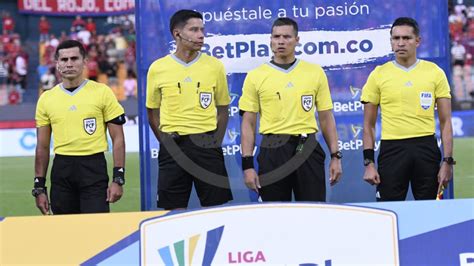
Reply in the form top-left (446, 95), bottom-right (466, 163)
top-left (301, 95), bottom-right (313, 112)
top-left (199, 92), bottom-right (212, 109)
top-left (420, 92), bottom-right (433, 110)
top-left (83, 118), bottom-right (97, 135)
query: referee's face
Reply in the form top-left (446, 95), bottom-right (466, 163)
top-left (176, 18), bottom-right (205, 52)
top-left (390, 25), bottom-right (420, 62)
top-left (56, 47), bottom-right (86, 81)
top-left (270, 25), bottom-right (299, 59)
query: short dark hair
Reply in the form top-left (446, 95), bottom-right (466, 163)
top-left (54, 40), bottom-right (87, 60)
top-left (169, 9), bottom-right (203, 35)
top-left (272, 17), bottom-right (298, 36)
top-left (390, 17), bottom-right (420, 36)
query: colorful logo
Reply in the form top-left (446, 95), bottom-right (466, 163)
top-left (349, 85), bottom-right (362, 99)
top-left (157, 226), bottom-right (224, 265)
top-left (351, 124), bottom-right (363, 139)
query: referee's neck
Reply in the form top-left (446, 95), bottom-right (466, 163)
top-left (62, 77), bottom-right (86, 89)
top-left (174, 49), bottom-right (199, 64)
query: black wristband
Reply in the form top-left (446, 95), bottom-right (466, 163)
top-left (113, 167), bottom-right (125, 178)
top-left (363, 149), bottom-right (375, 162)
top-left (34, 177), bottom-right (46, 188)
top-left (241, 156), bottom-right (254, 170)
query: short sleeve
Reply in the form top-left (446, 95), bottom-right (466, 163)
top-left (214, 62), bottom-right (231, 106)
top-left (103, 86), bottom-right (125, 122)
top-left (314, 67), bottom-right (333, 111)
top-left (238, 72), bottom-right (259, 113)
top-left (434, 66), bottom-right (451, 99)
top-left (35, 94), bottom-right (50, 127)
top-left (361, 68), bottom-right (381, 105)
top-left (146, 62), bottom-right (162, 109)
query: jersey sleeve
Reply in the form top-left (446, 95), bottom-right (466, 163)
top-left (146, 62), bottom-right (162, 109)
top-left (314, 66), bottom-right (333, 111)
top-left (238, 71), bottom-right (259, 113)
top-left (434, 66), bottom-right (451, 99)
top-left (102, 85), bottom-right (125, 122)
top-left (214, 61), bottom-right (231, 106)
top-left (361, 67), bottom-right (381, 105)
top-left (35, 93), bottom-right (50, 127)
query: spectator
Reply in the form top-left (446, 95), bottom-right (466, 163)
top-left (39, 16), bottom-right (51, 43)
top-left (123, 70), bottom-right (137, 98)
top-left (86, 55), bottom-right (99, 81)
top-left (77, 27), bottom-right (91, 46)
top-left (71, 15), bottom-right (86, 32)
top-left (2, 12), bottom-right (14, 34)
top-left (14, 51), bottom-right (28, 92)
top-left (40, 67), bottom-right (56, 91)
top-left (49, 34), bottom-right (59, 48)
top-left (86, 18), bottom-right (97, 34)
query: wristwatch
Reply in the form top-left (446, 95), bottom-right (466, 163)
top-left (330, 151), bottom-right (343, 159)
top-left (113, 176), bottom-right (125, 186)
top-left (364, 158), bottom-right (374, 166)
top-left (442, 157), bottom-right (456, 165)
top-left (32, 187), bottom-right (47, 198)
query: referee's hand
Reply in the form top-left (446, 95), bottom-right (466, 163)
top-left (363, 164), bottom-right (380, 185)
top-left (107, 183), bottom-right (123, 203)
top-left (35, 193), bottom-right (50, 215)
top-left (244, 168), bottom-right (261, 193)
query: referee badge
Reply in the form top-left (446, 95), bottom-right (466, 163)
top-left (420, 92), bottom-right (433, 110)
top-left (199, 92), bottom-right (212, 109)
top-left (83, 118), bottom-right (97, 135)
top-left (301, 95), bottom-right (313, 112)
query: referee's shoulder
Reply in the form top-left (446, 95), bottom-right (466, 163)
top-left (418, 59), bottom-right (443, 72)
top-left (298, 59), bottom-right (324, 72)
top-left (148, 55), bottom-right (171, 70)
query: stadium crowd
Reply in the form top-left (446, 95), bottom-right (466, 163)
top-left (449, 0), bottom-right (474, 108)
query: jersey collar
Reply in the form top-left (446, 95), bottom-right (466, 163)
top-left (266, 59), bottom-right (300, 73)
top-left (170, 52), bottom-right (202, 67)
top-left (60, 79), bottom-right (88, 96)
top-left (392, 59), bottom-right (420, 72)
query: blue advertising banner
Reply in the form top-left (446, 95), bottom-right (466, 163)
top-left (136, 0), bottom-right (451, 210)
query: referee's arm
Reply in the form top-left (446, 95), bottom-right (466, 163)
top-left (362, 103), bottom-right (380, 185)
top-left (147, 108), bottom-right (161, 142)
top-left (107, 122), bottom-right (125, 203)
top-left (241, 111), bottom-right (260, 191)
top-left (436, 98), bottom-right (454, 188)
top-left (318, 110), bottom-right (342, 185)
top-left (216, 106), bottom-right (229, 144)
top-left (34, 125), bottom-right (51, 214)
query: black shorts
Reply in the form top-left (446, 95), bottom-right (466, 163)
top-left (257, 134), bottom-right (326, 202)
top-left (50, 153), bottom-right (109, 214)
top-left (377, 135), bottom-right (441, 201)
top-left (157, 132), bottom-right (233, 209)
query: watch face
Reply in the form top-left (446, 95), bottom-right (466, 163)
top-left (113, 177), bottom-right (125, 186)
top-left (364, 159), bottom-right (374, 166)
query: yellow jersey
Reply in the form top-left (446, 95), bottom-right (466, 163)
top-left (146, 53), bottom-right (230, 135)
top-left (361, 59), bottom-right (451, 140)
top-left (36, 79), bottom-right (125, 155)
top-left (239, 59), bottom-right (333, 134)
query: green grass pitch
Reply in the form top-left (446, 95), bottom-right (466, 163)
top-left (1, 137), bottom-right (473, 217)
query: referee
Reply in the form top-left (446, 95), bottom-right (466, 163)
top-left (146, 10), bottom-right (233, 210)
top-left (33, 40), bottom-right (126, 214)
top-left (239, 18), bottom-right (342, 202)
top-left (361, 17), bottom-right (455, 201)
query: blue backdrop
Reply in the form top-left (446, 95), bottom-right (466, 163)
top-left (136, 0), bottom-right (450, 210)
